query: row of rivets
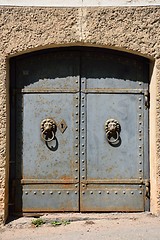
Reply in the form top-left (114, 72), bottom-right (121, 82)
top-left (81, 92), bottom-right (86, 180)
top-left (81, 191), bottom-right (142, 195)
top-left (24, 191), bottom-right (78, 195)
top-left (138, 96), bottom-right (143, 178)
top-left (75, 94), bottom-right (79, 181)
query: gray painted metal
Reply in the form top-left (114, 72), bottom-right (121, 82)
top-left (10, 47), bottom-right (149, 213)
top-left (80, 50), bottom-right (149, 211)
top-left (12, 51), bottom-right (80, 212)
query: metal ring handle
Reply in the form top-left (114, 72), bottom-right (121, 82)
top-left (106, 131), bottom-right (120, 144)
top-left (41, 131), bottom-right (55, 142)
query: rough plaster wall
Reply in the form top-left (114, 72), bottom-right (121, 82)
top-left (156, 60), bottom-right (160, 209)
top-left (0, 6), bottom-right (160, 223)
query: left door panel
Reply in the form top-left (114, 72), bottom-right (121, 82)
top-left (10, 50), bottom-right (80, 213)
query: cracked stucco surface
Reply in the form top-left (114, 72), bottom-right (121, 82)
top-left (0, 6), bottom-right (160, 224)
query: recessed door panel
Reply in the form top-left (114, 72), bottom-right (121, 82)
top-left (86, 93), bottom-right (142, 180)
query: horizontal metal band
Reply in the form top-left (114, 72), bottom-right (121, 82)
top-left (21, 179), bottom-right (79, 184)
top-left (14, 88), bottom-right (148, 94)
top-left (81, 179), bottom-right (149, 184)
top-left (81, 89), bottom-right (147, 94)
top-left (14, 89), bottom-right (79, 93)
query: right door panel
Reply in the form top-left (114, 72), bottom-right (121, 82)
top-left (80, 49), bottom-right (149, 212)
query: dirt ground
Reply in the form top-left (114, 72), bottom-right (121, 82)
top-left (1, 212), bottom-right (160, 240)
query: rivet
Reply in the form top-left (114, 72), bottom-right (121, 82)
top-left (76, 128), bottom-right (78, 131)
top-left (139, 82), bottom-right (142, 85)
top-left (139, 185), bottom-right (142, 188)
top-left (75, 191), bottom-right (77, 194)
top-left (82, 136), bottom-right (84, 139)
top-left (139, 130), bottom-right (142, 133)
top-left (75, 168), bottom-right (78, 171)
top-left (76, 96), bottom-right (78, 99)
top-left (25, 192), bottom-right (28, 195)
top-left (82, 96), bottom-right (84, 99)
top-left (82, 152), bottom-right (84, 155)
top-left (67, 191), bottom-right (69, 194)
top-left (76, 104), bottom-right (78, 107)
top-left (75, 136), bottom-right (78, 139)
top-left (58, 191), bottom-right (61, 194)
top-left (82, 184), bottom-right (85, 187)
top-left (123, 191), bottom-right (126, 194)
top-left (75, 144), bottom-right (78, 147)
top-left (139, 161), bottom-right (142, 164)
top-left (82, 128), bottom-right (84, 131)
top-left (82, 176), bottom-right (85, 179)
top-left (75, 160), bottom-right (78, 163)
top-left (107, 191), bottom-right (109, 194)
top-left (139, 138), bottom-right (142, 141)
top-left (139, 146), bottom-right (142, 149)
top-left (99, 191), bottom-right (101, 194)
top-left (131, 191), bottom-right (134, 194)
top-left (82, 144), bottom-right (84, 147)
top-left (75, 184), bottom-right (78, 188)
top-left (34, 191), bottom-right (37, 195)
top-left (139, 106), bottom-right (141, 109)
top-left (50, 191), bottom-right (53, 194)
top-left (82, 113), bottom-right (84, 115)
top-left (139, 114), bottom-right (142, 117)
top-left (139, 169), bottom-right (142, 172)
top-left (76, 112), bottom-right (78, 115)
top-left (76, 80), bottom-right (78, 83)
top-left (139, 122), bottom-right (142, 125)
top-left (82, 120), bottom-right (84, 123)
top-left (75, 152), bottom-right (78, 155)
top-left (139, 153), bottom-right (142, 156)
top-left (90, 191), bottom-right (93, 194)
top-left (42, 191), bottom-right (45, 195)
top-left (82, 191), bottom-right (85, 194)
top-left (75, 176), bottom-right (78, 179)
top-left (82, 168), bottom-right (85, 171)
top-left (139, 191), bottom-right (142, 194)
top-left (139, 98), bottom-right (142, 101)
top-left (76, 120), bottom-right (78, 123)
top-left (115, 191), bottom-right (118, 194)
top-left (82, 160), bottom-right (84, 163)
top-left (82, 80), bottom-right (85, 83)
top-left (139, 177), bottom-right (142, 180)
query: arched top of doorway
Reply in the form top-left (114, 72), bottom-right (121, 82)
top-left (10, 46), bottom-right (149, 91)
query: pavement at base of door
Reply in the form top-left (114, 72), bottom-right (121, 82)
top-left (1, 212), bottom-right (160, 240)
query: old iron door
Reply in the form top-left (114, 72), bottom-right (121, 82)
top-left (10, 50), bottom-right (80, 212)
top-left (80, 50), bottom-right (149, 211)
top-left (10, 47), bottom-right (149, 213)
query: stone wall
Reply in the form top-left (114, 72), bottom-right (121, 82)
top-left (0, 6), bottom-right (160, 224)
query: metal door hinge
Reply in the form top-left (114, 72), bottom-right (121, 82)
top-left (144, 90), bottom-right (150, 109)
top-left (145, 180), bottom-right (150, 199)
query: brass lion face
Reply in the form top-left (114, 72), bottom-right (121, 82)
top-left (105, 119), bottom-right (120, 134)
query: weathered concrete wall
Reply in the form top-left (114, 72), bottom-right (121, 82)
top-left (0, 6), bottom-right (160, 224)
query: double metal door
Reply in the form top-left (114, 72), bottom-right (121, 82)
top-left (10, 48), bottom-right (149, 213)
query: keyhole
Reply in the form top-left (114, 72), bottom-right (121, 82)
top-left (61, 123), bottom-right (64, 129)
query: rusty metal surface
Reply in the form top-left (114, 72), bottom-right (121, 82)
top-left (79, 49), bottom-right (149, 212)
top-left (10, 47), bottom-right (149, 213)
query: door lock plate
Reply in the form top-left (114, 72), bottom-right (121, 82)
top-left (58, 119), bottom-right (67, 133)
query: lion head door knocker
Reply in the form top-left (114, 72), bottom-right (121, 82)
top-left (40, 118), bottom-right (57, 142)
top-left (105, 119), bottom-right (121, 144)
